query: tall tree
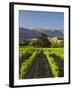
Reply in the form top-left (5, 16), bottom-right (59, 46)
top-left (36, 33), bottom-right (51, 47)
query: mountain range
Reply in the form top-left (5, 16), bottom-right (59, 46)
top-left (19, 27), bottom-right (64, 40)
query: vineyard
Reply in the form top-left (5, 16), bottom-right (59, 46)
top-left (19, 48), bottom-right (64, 79)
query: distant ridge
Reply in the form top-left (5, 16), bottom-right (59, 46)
top-left (19, 27), bottom-right (64, 40)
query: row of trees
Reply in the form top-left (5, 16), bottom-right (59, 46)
top-left (19, 33), bottom-right (64, 48)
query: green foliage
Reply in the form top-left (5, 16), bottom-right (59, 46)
top-left (36, 33), bottom-right (51, 47)
top-left (29, 40), bottom-right (37, 47)
top-left (49, 48), bottom-right (64, 61)
top-left (19, 47), bottom-right (64, 79)
top-left (19, 48), bottom-right (37, 60)
top-left (50, 37), bottom-right (64, 48)
top-left (19, 49), bottom-right (40, 79)
top-left (43, 48), bottom-right (59, 77)
top-left (19, 48), bottom-right (28, 60)
top-left (19, 40), bottom-right (30, 46)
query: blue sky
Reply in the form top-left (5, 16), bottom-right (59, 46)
top-left (19, 10), bottom-right (64, 30)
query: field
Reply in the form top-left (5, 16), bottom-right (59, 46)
top-left (19, 47), bottom-right (64, 79)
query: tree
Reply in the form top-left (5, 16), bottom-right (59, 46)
top-left (29, 40), bottom-right (37, 47)
top-left (36, 33), bottom-right (51, 47)
top-left (50, 37), bottom-right (59, 47)
top-left (19, 40), bottom-right (29, 46)
top-left (50, 37), bottom-right (64, 48)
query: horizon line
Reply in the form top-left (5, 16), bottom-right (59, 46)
top-left (19, 27), bottom-right (64, 30)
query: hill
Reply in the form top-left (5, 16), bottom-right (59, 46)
top-left (19, 27), bottom-right (64, 40)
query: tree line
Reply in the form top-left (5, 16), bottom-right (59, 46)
top-left (19, 33), bottom-right (64, 48)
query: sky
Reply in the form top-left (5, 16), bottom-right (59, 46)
top-left (19, 10), bottom-right (64, 30)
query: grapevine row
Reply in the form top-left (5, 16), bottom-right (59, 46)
top-left (43, 48), bottom-right (59, 77)
top-left (19, 48), bottom-right (36, 60)
top-left (19, 49), bottom-right (41, 79)
top-left (48, 48), bottom-right (64, 61)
